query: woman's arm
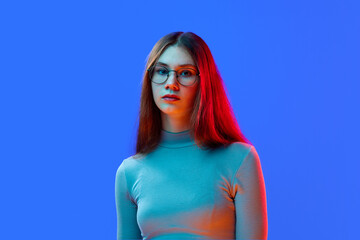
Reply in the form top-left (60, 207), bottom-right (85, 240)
top-left (115, 161), bottom-right (143, 240)
top-left (233, 146), bottom-right (268, 239)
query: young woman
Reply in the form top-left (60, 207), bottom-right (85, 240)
top-left (115, 32), bottom-right (268, 239)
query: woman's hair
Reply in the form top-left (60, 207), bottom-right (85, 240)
top-left (133, 31), bottom-right (252, 158)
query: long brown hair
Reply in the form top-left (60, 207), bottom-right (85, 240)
top-left (133, 31), bottom-right (252, 158)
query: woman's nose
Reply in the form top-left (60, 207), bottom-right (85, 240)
top-left (166, 71), bottom-right (179, 85)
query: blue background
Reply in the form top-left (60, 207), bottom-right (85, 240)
top-left (1, 0), bottom-right (359, 239)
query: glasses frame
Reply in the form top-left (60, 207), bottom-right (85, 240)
top-left (147, 65), bottom-right (201, 86)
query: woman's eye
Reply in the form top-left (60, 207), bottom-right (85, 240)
top-left (180, 70), bottom-right (194, 77)
top-left (156, 68), bottom-right (168, 75)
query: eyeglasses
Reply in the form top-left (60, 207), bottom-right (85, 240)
top-left (147, 65), bottom-right (200, 86)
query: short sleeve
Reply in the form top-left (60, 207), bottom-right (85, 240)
top-left (232, 146), bottom-right (268, 239)
top-left (115, 160), bottom-right (143, 240)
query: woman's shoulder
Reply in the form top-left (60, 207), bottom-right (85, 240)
top-left (117, 153), bottom-right (146, 175)
top-left (121, 153), bottom-right (143, 162)
top-left (226, 141), bottom-right (254, 156)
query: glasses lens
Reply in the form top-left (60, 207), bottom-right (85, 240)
top-left (151, 66), bottom-right (168, 84)
top-left (178, 68), bottom-right (198, 86)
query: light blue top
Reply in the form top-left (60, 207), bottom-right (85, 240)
top-left (115, 129), bottom-right (267, 239)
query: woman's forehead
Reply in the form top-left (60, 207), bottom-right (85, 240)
top-left (157, 46), bottom-right (195, 67)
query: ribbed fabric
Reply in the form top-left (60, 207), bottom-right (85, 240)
top-left (158, 129), bottom-right (196, 148)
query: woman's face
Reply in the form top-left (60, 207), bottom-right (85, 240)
top-left (151, 45), bottom-right (199, 120)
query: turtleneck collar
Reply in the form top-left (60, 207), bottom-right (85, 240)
top-left (158, 129), bottom-right (196, 148)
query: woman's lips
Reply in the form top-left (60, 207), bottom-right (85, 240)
top-left (162, 97), bottom-right (180, 101)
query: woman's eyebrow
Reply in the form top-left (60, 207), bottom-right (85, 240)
top-left (156, 62), bottom-right (196, 68)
